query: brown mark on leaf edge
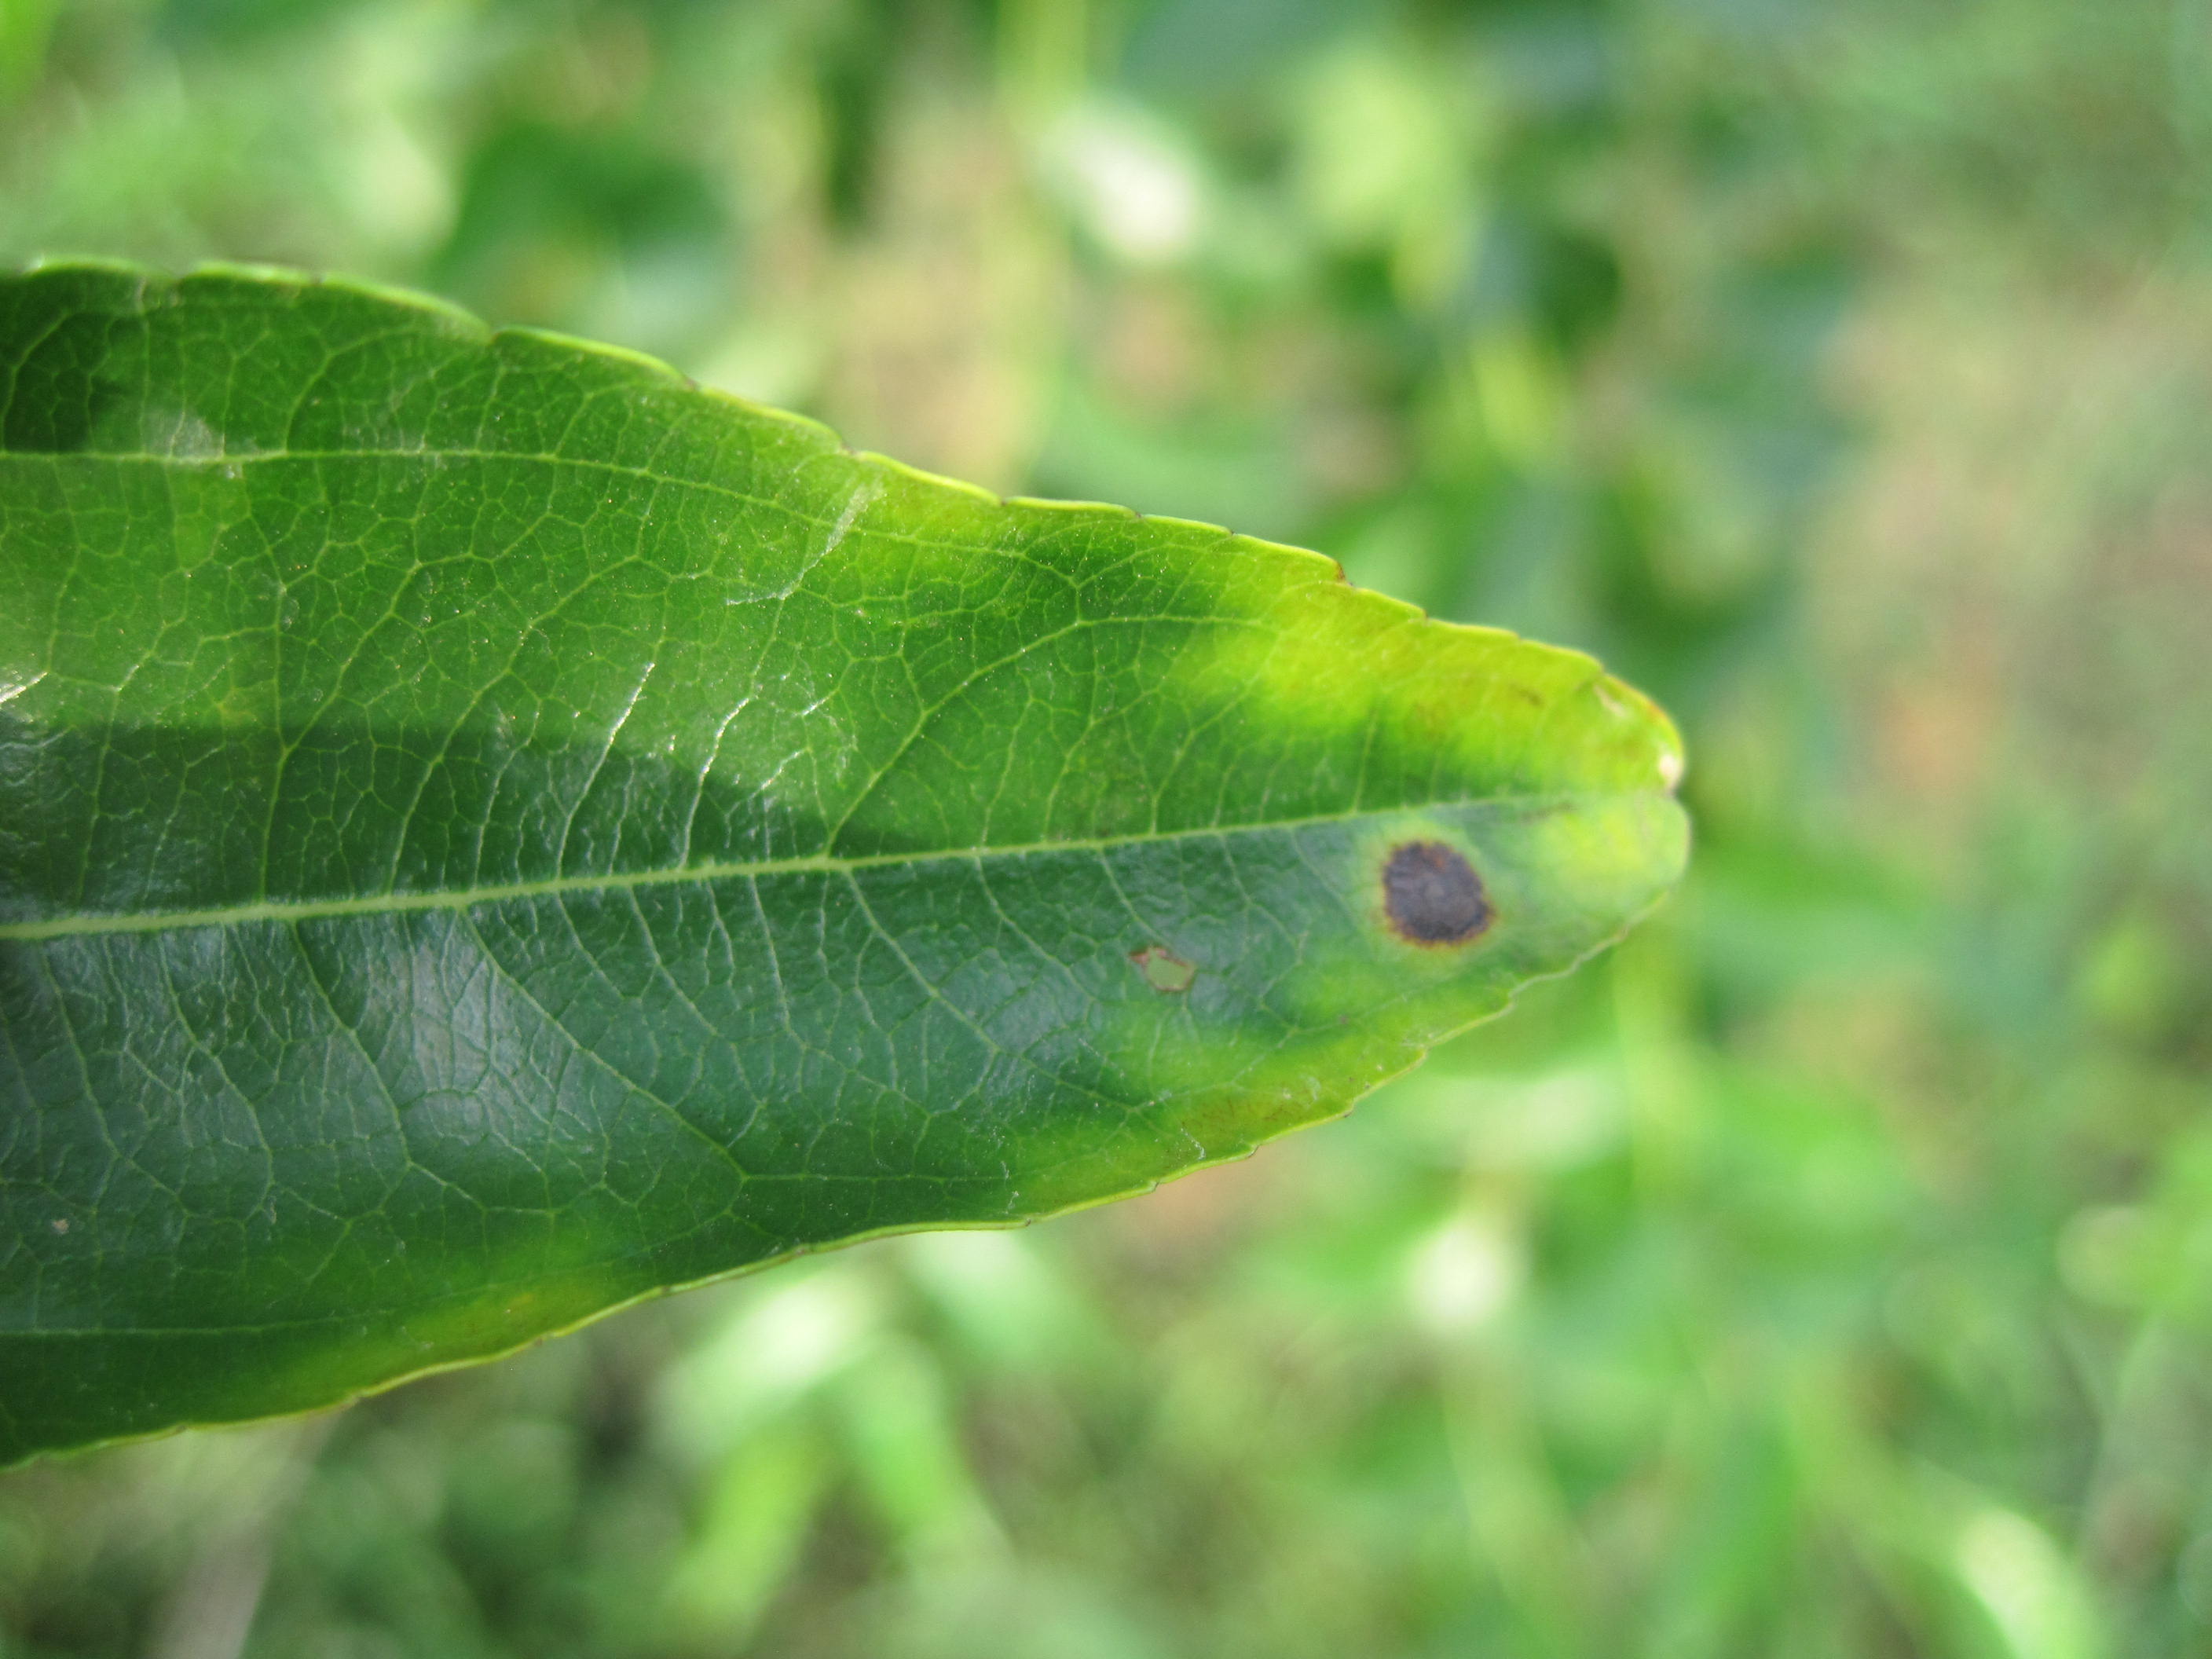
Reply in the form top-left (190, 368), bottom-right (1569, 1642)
top-left (1382, 840), bottom-right (1493, 947)
top-left (1130, 945), bottom-right (1198, 994)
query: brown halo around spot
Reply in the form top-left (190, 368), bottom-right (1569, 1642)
top-left (1382, 840), bottom-right (1492, 947)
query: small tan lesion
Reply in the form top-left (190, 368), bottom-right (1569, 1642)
top-left (1130, 944), bottom-right (1197, 993)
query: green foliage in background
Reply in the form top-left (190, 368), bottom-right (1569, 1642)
top-left (2, 0), bottom-right (2211, 1654)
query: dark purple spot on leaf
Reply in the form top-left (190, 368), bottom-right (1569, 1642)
top-left (1382, 840), bottom-right (1492, 947)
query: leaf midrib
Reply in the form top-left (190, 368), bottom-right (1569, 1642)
top-left (0, 793), bottom-right (1580, 942)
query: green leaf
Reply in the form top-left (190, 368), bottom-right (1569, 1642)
top-left (0, 262), bottom-right (1687, 1463)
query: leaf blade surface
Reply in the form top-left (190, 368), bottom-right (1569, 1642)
top-left (0, 264), bottom-right (1686, 1461)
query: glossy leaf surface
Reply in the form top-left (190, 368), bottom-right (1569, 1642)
top-left (0, 265), bottom-right (1686, 1462)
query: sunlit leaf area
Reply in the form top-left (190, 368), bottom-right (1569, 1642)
top-left (5, 0), bottom-right (2212, 1654)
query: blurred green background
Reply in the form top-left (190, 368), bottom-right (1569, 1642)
top-left (7, 0), bottom-right (2212, 1653)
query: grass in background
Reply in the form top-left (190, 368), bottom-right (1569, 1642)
top-left (5, 0), bottom-right (2212, 1654)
